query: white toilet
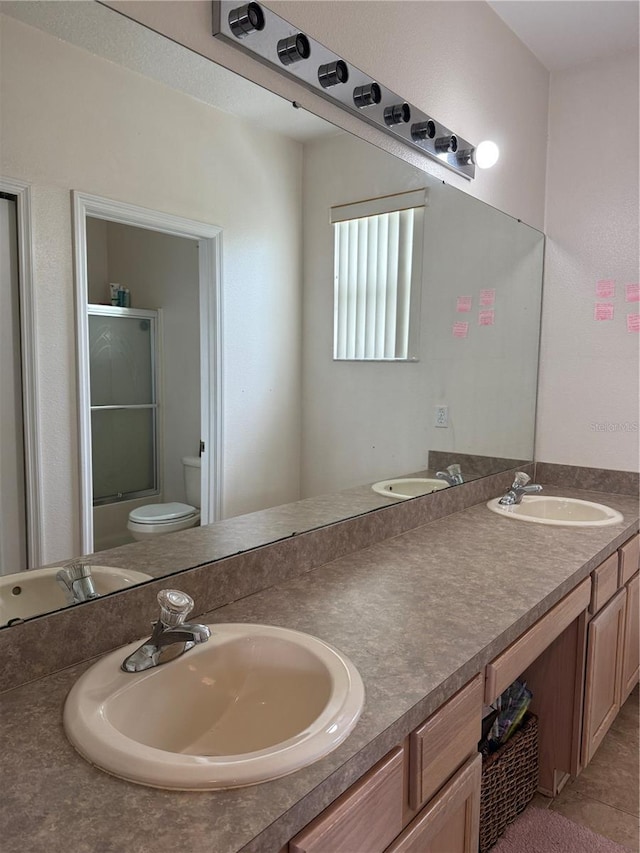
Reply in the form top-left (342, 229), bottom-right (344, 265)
top-left (127, 456), bottom-right (201, 541)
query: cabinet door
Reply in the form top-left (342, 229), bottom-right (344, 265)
top-left (385, 754), bottom-right (481, 853)
top-left (289, 747), bottom-right (404, 853)
top-left (582, 588), bottom-right (627, 766)
top-left (621, 573), bottom-right (639, 702)
top-left (409, 674), bottom-right (482, 810)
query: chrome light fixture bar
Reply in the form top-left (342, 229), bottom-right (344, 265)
top-left (212, 2), bottom-right (476, 179)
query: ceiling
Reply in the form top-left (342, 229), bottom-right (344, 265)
top-left (488, 0), bottom-right (639, 72)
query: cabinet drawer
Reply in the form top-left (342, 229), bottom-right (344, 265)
top-left (485, 578), bottom-right (591, 703)
top-left (289, 747), bottom-right (404, 853)
top-left (408, 674), bottom-right (482, 811)
top-left (619, 534), bottom-right (640, 586)
top-left (387, 754), bottom-right (481, 853)
top-left (590, 553), bottom-right (619, 614)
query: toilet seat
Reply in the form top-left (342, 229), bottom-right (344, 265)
top-left (127, 502), bottom-right (200, 541)
top-left (129, 502), bottom-right (197, 525)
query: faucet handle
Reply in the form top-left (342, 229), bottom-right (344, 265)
top-left (157, 589), bottom-right (194, 628)
top-left (512, 471), bottom-right (531, 488)
top-left (62, 560), bottom-right (93, 582)
top-left (56, 561), bottom-right (98, 604)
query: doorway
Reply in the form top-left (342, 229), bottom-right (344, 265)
top-left (73, 193), bottom-right (222, 554)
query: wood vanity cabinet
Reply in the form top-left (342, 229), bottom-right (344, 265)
top-left (619, 533), bottom-right (639, 586)
top-left (582, 587), bottom-right (627, 765)
top-left (288, 676), bottom-right (482, 853)
top-left (618, 533), bottom-right (640, 704)
top-left (485, 578), bottom-right (591, 795)
top-left (288, 748), bottom-right (405, 853)
top-left (619, 533), bottom-right (640, 704)
top-left (589, 553), bottom-right (619, 615)
top-left (387, 754), bottom-right (481, 853)
top-left (582, 534), bottom-right (640, 767)
top-left (621, 571), bottom-right (639, 702)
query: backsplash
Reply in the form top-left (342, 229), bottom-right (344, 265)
top-left (0, 466), bottom-right (532, 692)
top-left (535, 462), bottom-right (639, 496)
top-left (428, 451), bottom-right (529, 480)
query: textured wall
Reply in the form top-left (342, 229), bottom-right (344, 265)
top-left (537, 49), bottom-right (640, 471)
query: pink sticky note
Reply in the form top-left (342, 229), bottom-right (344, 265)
top-left (479, 309), bottom-right (495, 326)
top-left (456, 296), bottom-right (472, 313)
top-left (594, 303), bottom-right (614, 321)
top-left (479, 289), bottom-right (495, 307)
top-left (596, 279), bottom-right (615, 298)
top-left (627, 314), bottom-right (640, 333)
top-left (625, 283), bottom-right (640, 302)
top-left (452, 322), bottom-right (469, 339)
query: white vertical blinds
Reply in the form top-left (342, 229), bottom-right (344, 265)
top-left (332, 190), bottom-right (426, 360)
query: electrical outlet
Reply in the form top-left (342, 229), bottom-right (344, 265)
top-left (435, 405), bottom-right (449, 428)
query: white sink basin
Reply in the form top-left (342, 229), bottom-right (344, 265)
top-left (63, 623), bottom-right (365, 790)
top-left (487, 495), bottom-right (624, 527)
top-left (0, 565), bottom-right (152, 625)
top-left (372, 477), bottom-right (449, 500)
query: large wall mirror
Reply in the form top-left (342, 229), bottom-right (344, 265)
top-left (0, 1), bottom-right (544, 628)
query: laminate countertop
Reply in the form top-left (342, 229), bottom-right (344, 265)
top-left (1, 485), bottom-right (638, 853)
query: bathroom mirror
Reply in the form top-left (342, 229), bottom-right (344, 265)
top-left (0, 1), bottom-right (544, 626)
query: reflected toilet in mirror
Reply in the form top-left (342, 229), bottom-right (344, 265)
top-left (127, 457), bottom-right (202, 541)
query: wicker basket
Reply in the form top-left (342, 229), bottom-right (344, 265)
top-left (479, 712), bottom-right (539, 852)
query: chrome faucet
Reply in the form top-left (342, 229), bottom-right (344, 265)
top-left (121, 589), bottom-right (211, 673)
top-left (435, 463), bottom-right (464, 486)
top-left (498, 472), bottom-right (543, 506)
top-left (56, 561), bottom-right (100, 605)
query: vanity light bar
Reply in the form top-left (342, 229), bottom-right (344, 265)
top-left (212, 1), bottom-right (476, 179)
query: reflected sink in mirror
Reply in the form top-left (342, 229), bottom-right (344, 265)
top-left (372, 478), bottom-right (450, 500)
top-left (487, 496), bottom-right (624, 527)
top-left (63, 623), bottom-right (365, 790)
top-left (0, 566), bottom-right (152, 626)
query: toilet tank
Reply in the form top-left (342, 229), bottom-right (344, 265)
top-left (182, 456), bottom-right (201, 508)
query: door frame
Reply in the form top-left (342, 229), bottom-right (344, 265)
top-left (72, 191), bottom-right (223, 554)
top-left (0, 176), bottom-right (43, 568)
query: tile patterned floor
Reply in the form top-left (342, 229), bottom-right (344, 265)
top-left (533, 685), bottom-right (639, 850)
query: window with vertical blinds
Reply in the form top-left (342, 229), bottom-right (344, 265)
top-left (331, 189), bottom-right (426, 361)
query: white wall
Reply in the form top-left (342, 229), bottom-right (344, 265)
top-left (301, 134), bottom-right (543, 496)
top-left (0, 14), bottom-right (303, 562)
top-left (537, 49), bottom-right (640, 472)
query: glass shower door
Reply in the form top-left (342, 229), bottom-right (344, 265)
top-left (88, 307), bottom-right (159, 504)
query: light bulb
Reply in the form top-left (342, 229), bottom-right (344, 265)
top-left (474, 140), bottom-right (499, 169)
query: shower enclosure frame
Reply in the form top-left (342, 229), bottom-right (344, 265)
top-left (88, 304), bottom-right (161, 506)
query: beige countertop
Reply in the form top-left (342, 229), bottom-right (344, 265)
top-left (1, 485), bottom-right (638, 853)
